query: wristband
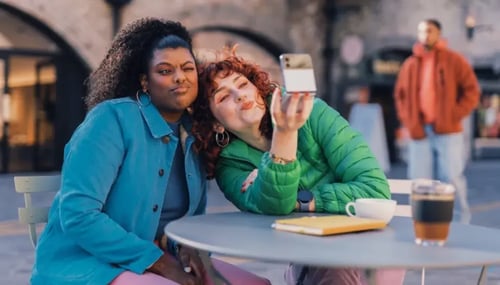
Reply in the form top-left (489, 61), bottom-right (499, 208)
top-left (269, 153), bottom-right (296, 165)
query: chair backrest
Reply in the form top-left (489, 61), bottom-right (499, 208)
top-left (387, 179), bottom-right (412, 217)
top-left (14, 174), bottom-right (61, 248)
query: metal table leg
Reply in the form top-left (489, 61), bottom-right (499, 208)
top-left (421, 268), bottom-right (425, 285)
top-left (198, 251), bottom-right (231, 285)
top-left (477, 265), bottom-right (488, 285)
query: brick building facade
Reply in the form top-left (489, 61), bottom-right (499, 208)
top-left (1, 0), bottom-right (499, 171)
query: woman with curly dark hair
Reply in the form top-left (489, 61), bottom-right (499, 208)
top-left (30, 18), bottom-right (270, 285)
top-left (192, 51), bottom-right (405, 285)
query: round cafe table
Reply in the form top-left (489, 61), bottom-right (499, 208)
top-left (166, 212), bottom-right (500, 285)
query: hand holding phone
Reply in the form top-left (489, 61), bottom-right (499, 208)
top-left (270, 87), bottom-right (314, 133)
top-left (279, 53), bottom-right (317, 95)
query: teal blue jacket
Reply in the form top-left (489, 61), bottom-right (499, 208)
top-left (31, 98), bottom-right (207, 285)
top-left (215, 98), bottom-right (389, 215)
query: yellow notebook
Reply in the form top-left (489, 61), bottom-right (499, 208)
top-left (272, 215), bottom-right (387, 236)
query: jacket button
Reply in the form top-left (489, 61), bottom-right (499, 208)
top-left (158, 169), bottom-right (164, 176)
top-left (162, 136), bottom-right (170, 143)
top-left (152, 204), bottom-right (159, 212)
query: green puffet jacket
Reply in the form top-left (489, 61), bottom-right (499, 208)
top-left (215, 98), bottom-right (390, 215)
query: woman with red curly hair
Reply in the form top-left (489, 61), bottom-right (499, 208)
top-left (192, 52), bottom-right (405, 285)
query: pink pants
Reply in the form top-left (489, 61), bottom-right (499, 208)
top-left (284, 264), bottom-right (406, 285)
top-left (110, 257), bottom-right (271, 285)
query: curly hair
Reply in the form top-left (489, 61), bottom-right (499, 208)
top-left (84, 18), bottom-right (194, 109)
top-left (192, 55), bottom-right (276, 179)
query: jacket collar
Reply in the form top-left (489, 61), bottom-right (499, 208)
top-left (412, 39), bottom-right (447, 57)
top-left (137, 99), bottom-right (191, 139)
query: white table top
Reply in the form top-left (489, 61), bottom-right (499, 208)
top-left (165, 212), bottom-right (500, 269)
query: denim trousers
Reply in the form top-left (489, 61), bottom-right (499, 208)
top-left (407, 125), bottom-right (469, 212)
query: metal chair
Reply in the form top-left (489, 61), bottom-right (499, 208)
top-left (388, 179), bottom-right (412, 217)
top-left (389, 179), bottom-right (426, 284)
top-left (14, 174), bottom-right (61, 248)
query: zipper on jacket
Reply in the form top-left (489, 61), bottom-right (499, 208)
top-left (412, 57), bottom-right (422, 121)
top-left (439, 69), bottom-right (445, 87)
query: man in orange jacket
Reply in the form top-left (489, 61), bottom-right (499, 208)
top-left (394, 19), bottom-right (480, 214)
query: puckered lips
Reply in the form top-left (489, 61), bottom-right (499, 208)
top-left (240, 101), bottom-right (254, 111)
top-left (170, 84), bottom-right (190, 94)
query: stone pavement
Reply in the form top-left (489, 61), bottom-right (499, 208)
top-left (2, 160), bottom-right (500, 284)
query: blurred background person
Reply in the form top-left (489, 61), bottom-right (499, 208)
top-left (394, 19), bottom-right (480, 216)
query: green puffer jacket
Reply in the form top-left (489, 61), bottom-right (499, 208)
top-left (215, 98), bottom-right (390, 215)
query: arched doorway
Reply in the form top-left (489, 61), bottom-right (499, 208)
top-left (0, 3), bottom-right (90, 172)
top-left (191, 26), bottom-right (287, 83)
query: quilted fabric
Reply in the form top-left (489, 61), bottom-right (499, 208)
top-left (215, 98), bottom-right (390, 215)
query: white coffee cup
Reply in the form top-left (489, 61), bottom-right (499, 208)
top-left (345, 198), bottom-right (397, 223)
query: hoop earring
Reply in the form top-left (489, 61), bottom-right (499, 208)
top-left (215, 130), bottom-right (230, 148)
top-left (269, 82), bottom-right (280, 90)
top-left (136, 89), bottom-right (152, 107)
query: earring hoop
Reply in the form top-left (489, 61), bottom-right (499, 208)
top-left (136, 89), bottom-right (152, 107)
top-left (215, 130), bottom-right (230, 148)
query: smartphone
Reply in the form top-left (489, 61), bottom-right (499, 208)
top-left (279, 53), bottom-right (317, 94)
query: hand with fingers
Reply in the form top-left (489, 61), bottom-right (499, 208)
top-left (177, 245), bottom-right (206, 284)
top-left (147, 252), bottom-right (203, 285)
top-left (270, 87), bottom-right (314, 133)
top-left (241, 169), bottom-right (258, 192)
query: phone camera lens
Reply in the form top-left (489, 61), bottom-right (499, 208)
top-left (285, 57), bottom-right (289, 62)
top-left (286, 64), bottom-right (290, 68)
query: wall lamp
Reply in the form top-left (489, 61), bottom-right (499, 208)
top-left (466, 15), bottom-right (493, 41)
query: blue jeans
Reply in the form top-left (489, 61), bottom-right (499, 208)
top-left (408, 125), bottom-right (469, 212)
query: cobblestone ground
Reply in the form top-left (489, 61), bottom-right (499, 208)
top-left (2, 160), bottom-right (500, 284)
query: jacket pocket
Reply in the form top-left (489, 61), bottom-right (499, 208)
top-left (451, 106), bottom-right (465, 123)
